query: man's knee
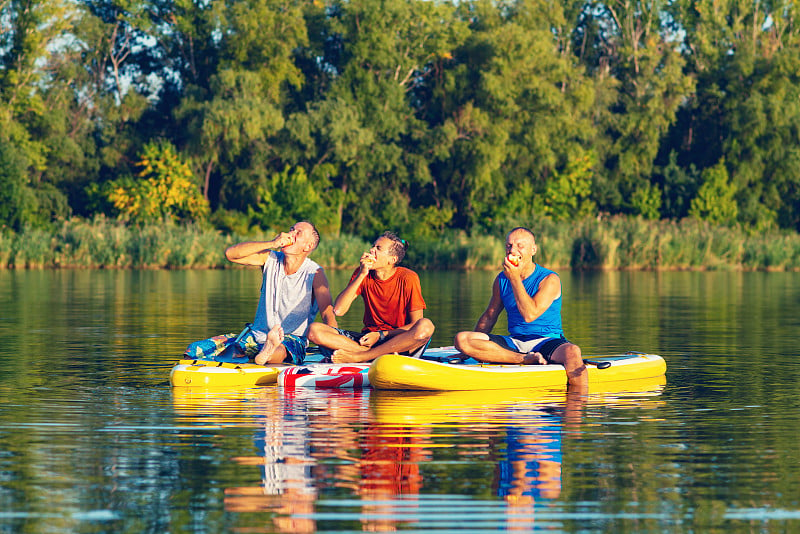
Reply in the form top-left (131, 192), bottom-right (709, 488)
top-left (414, 318), bottom-right (435, 340)
top-left (454, 330), bottom-right (479, 351)
top-left (551, 342), bottom-right (581, 365)
top-left (306, 322), bottom-right (327, 344)
top-left (454, 331), bottom-right (467, 351)
top-left (561, 343), bottom-right (583, 367)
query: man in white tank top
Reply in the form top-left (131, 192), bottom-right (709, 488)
top-left (225, 221), bottom-right (338, 365)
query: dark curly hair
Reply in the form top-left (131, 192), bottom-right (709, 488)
top-left (380, 231), bottom-right (409, 263)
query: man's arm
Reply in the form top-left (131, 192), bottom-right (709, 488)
top-left (509, 272), bottom-right (561, 323)
top-left (312, 269), bottom-right (338, 328)
top-left (225, 233), bottom-right (292, 266)
top-left (474, 275), bottom-right (504, 333)
top-left (333, 263), bottom-right (369, 316)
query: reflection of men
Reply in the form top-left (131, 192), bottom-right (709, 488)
top-left (454, 227), bottom-right (586, 390)
top-left (224, 393), bottom-right (317, 534)
top-left (495, 415), bottom-right (562, 532)
top-left (495, 421), bottom-right (562, 502)
top-left (497, 393), bottom-right (584, 530)
top-left (184, 221), bottom-right (336, 365)
top-left (354, 424), bottom-right (428, 531)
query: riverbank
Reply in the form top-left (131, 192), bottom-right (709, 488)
top-left (1, 216), bottom-right (798, 271)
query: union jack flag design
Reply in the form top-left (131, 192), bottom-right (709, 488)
top-left (278, 364), bottom-right (371, 389)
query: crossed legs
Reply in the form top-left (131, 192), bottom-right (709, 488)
top-left (454, 331), bottom-right (587, 390)
top-left (308, 319), bottom-right (435, 364)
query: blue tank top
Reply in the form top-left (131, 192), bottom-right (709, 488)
top-left (499, 264), bottom-right (563, 338)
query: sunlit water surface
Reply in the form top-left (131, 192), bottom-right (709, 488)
top-left (1, 269), bottom-right (799, 533)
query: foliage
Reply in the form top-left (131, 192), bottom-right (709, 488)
top-left (538, 154), bottom-right (597, 221)
top-left (630, 182), bottom-right (663, 221)
top-left (689, 159), bottom-right (738, 224)
top-left (0, 139), bottom-right (29, 231)
top-left (1, 0), bottom-right (800, 239)
top-left (657, 151), bottom-right (700, 220)
top-left (4, 217), bottom-right (799, 271)
top-left (247, 165), bottom-right (339, 236)
top-left (104, 141), bottom-right (210, 224)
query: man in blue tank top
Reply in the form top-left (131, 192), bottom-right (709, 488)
top-left (454, 227), bottom-right (587, 390)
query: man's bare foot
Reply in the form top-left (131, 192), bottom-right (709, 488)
top-left (522, 351), bottom-right (547, 365)
top-left (255, 325), bottom-right (284, 365)
top-left (331, 347), bottom-right (372, 364)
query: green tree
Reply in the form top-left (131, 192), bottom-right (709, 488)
top-left (426, 0), bottom-right (597, 232)
top-left (577, 0), bottom-right (694, 215)
top-left (277, 0), bottom-right (465, 238)
top-left (657, 151), bottom-right (701, 220)
top-left (104, 141), bottom-right (209, 224)
top-left (670, 0), bottom-right (800, 230)
top-left (282, 96), bottom-right (374, 236)
top-left (37, 0), bottom-right (150, 217)
top-left (173, 0), bottom-right (309, 213)
top-left (689, 159), bottom-right (738, 224)
top-left (0, 139), bottom-right (29, 230)
top-left (248, 165), bottom-right (338, 235)
top-left (0, 0), bottom-right (78, 228)
top-left (536, 153), bottom-right (597, 221)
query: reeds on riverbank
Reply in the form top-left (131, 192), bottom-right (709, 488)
top-left (1, 216), bottom-right (798, 270)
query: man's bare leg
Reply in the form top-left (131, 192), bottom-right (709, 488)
top-left (307, 323), bottom-right (364, 353)
top-left (549, 343), bottom-right (587, 392)
top-left (332, 318), bottom-right (435, 364)
top-left (255, 325), bottom-right (285, 365)
top-left (454, 331), bottom-right (532, 364)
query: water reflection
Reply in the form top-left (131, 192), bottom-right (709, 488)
top-left (172, 379), bottom-right (665, 532)
top-left (228, 392), bottom-right (318, 533)
top-left (4, 269), bottom-right (799, 532)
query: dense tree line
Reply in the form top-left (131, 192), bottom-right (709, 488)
top-left (1, 0), bottom-right (799, 241)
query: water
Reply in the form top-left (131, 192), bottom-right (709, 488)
top-left (1, 269), bottom-right (799, 533)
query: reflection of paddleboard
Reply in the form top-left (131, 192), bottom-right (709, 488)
top-left (170, 359), bottom-right (285, 388)
top-left (278, 363), bottom-right (371, 388)
top-left (370, 376), bottom-right (667, 425)
top-left (369, 352), bottom-right (667, 391)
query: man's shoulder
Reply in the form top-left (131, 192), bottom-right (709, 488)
top-left (303, 256), bottom-right (322, 271)
top-left (396, 265), bottom-right (418, 275)
top-left (396, 266), bottom-right (421, 281)
top-left (536, 263), bottom-right (559, 276)
top-left (262, 250), bottom-right (279, 268)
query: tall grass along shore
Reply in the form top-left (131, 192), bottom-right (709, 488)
top-left (1, 216), bottom-right (798, 271)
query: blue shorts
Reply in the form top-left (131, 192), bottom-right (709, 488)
top-left (278, 333), bottom-right (309, 365)
top-left (316, 328), bottom-right (430, 361)
top-left (184, 324), bottom-right (309, 365)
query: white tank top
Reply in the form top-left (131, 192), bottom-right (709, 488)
top-left (251, 251), bottom-right (320, 339)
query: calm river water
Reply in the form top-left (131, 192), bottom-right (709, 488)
top-left (1, 268), bottom-right (799, 533)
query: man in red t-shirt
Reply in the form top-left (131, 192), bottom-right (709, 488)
top-left (307, 231), bottom-right (435, 363)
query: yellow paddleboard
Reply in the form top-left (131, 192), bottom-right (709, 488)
top-left (368, 352), bottom-right (667, 391)
top-left (170, 359), bottom-right (285, 388)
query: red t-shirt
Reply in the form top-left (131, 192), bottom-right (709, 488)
top-left (350, 266), bottom-right (426, 331)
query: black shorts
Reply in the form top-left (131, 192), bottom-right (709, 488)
top-left (487, 334), bottom-right (569, 363)
top-left (316, 328), bottom-right (429, 361)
